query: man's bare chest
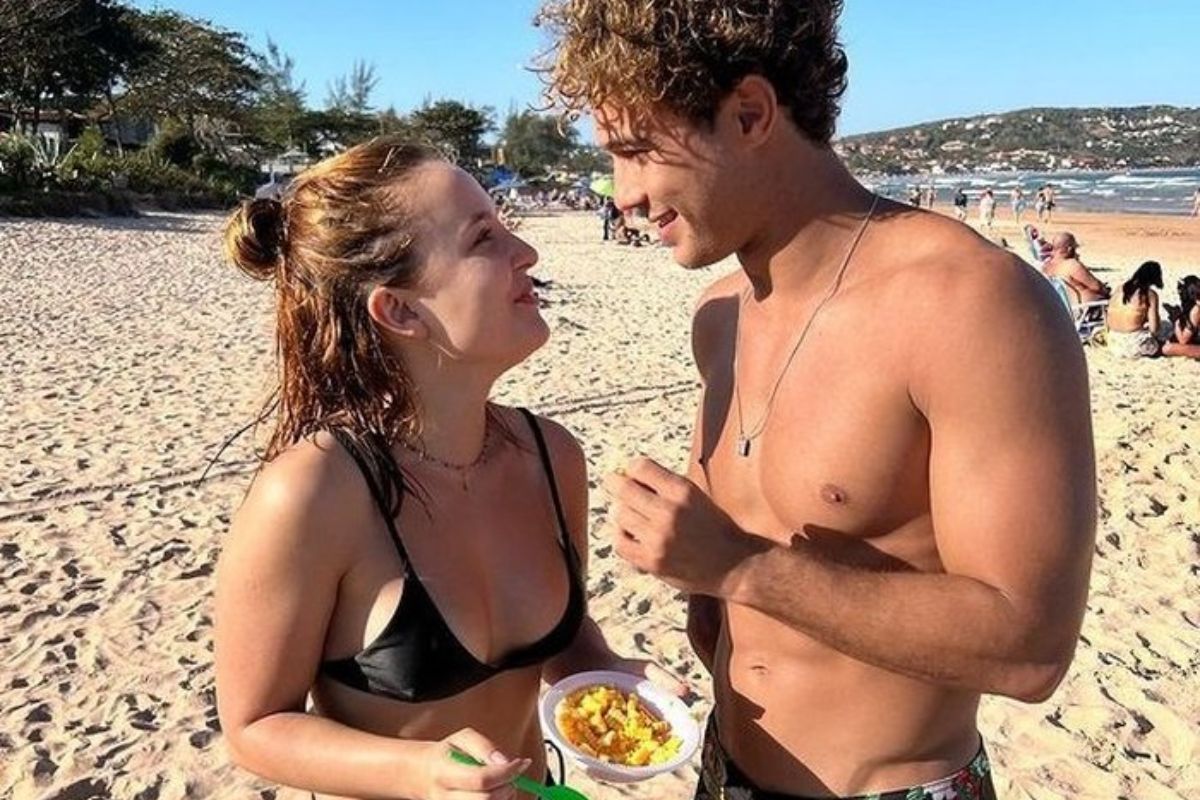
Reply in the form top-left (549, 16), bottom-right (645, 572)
top-left (695, 328), bottom-right (937, 569)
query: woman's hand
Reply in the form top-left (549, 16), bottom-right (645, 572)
top-left (419, 728), bottom-right (531, 800)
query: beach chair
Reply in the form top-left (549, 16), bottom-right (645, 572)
top-left (1047, 277), bottom-right (1107, 341)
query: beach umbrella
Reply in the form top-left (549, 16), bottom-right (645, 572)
top-left (589, 175), bottom-right (615, 197)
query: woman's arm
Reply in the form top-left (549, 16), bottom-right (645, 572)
top-left (216, 442), bottom-right (524, 800)
top-left (1148, 290), bottom-right (1161, 336)
top-left (534, 418), bottom-right (623, 683)
top-left (535, 418), bottom-right (686, 693)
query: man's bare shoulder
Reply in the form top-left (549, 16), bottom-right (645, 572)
top-left (877, 211), bottom-right (1058, 322)
top-left (872, 213), bottom-right (1084, 407)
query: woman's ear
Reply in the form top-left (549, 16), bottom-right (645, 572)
top-left (367, 285), bottom-right (428, 342)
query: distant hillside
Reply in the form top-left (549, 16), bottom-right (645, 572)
top-left (834, 105), bottom-right (1200, 175)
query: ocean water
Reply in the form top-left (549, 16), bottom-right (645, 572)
top-left (866, 167), bottom-right (1200, 216)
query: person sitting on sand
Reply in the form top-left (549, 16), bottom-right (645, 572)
top-left (1044, 232), bottom-right (1110, 306)
top-left (1106, 261), bottom-right (1172, 358)
top-left (215, 137), bottom-right (679, 800)
top-left (1163, 275), bottom-right (1200, 359)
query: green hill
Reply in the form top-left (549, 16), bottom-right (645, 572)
top-left (835, 105), bottom-right (1200, 175)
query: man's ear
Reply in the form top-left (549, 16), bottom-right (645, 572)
top-left (367, 285), bottom-right (428, 342)
top-left (725, 75), bottom-right (779, 147)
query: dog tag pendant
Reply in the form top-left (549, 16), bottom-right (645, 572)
top-left (736, 437), bottom-right (751, 457)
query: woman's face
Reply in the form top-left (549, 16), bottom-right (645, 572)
top-left (404, 163), bottom-right (548, 368)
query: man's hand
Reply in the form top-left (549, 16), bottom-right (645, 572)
top-left (603, 457), bottom-right (768, 596)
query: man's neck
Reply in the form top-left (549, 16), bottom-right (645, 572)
top-left (735, 144), bottom-right (876, 306)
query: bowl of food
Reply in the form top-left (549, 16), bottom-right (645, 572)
top-left (540, 670), bottom-right (700, 783)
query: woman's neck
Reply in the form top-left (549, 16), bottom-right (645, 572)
top-left (395, 345), bottom-right (501, 467)
top-left (408, 380), bottom-right (494, 467)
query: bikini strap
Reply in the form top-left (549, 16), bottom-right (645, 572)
top-left (328, 428), bottom-right (411, 571)
top-left (517, 408), bottom-right (574, 557)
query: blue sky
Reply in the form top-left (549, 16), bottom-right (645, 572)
top-left (132, 1), bottom-right (1200, 138)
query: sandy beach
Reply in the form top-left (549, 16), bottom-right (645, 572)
top-left (1, 208), bottom-right (1197, 800)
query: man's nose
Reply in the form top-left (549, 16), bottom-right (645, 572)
top-left (612, 162), bottom-right (646, 215)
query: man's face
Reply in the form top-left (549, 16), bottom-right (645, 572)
top-left (594, 104), bottom-right (747, 269)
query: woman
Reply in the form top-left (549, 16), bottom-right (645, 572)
top-left (1106, 261), bottom-right (1170, 358)
top-left (215, 138), bottom-right (676, 800)
top-left (1163, 275), bottom-right (1200, 359)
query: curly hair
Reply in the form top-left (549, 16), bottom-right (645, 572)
top-left (535, 0), bottom-right (849, 144)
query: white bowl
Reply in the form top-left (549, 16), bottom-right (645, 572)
top-left (540, 670), bottom-right (701, 784)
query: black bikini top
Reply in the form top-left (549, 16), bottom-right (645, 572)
top-left (319, 408), bottom-right (585, 703)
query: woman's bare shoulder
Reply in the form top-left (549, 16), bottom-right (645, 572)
top-left (229, 432), bottom-right (375, 560)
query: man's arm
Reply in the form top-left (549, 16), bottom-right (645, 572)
top-left (1070, 260), bottom-right (1108, 295)
top-left (536, 417), bottom-right (686, 694)
top-left (724, 261), bottom-right (1095, 701)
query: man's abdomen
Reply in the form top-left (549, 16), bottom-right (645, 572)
top-left (712, 605), bottom-right (981, 797)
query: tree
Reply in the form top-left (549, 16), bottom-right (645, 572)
top-left (0, 0), bottom-right (149, 134)
top-left (500, 110), bottom-right (578, 176)
top-left (296, 108), bottom-right (378, 154)
top-left (249, 37), bottom-right (308, 154)
top-left (563, 144), bottom-right (612, 176)
top-left (121, 9), bottom-right (262, 150)
top-left (325, 60), bottom-right (378, 115)
top-left (409, 99), bottom-right (494, 169)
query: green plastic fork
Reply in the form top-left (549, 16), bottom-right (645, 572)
top-left (449, 749), bottom-right (590, 800)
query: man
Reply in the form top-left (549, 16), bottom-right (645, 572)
top-left (539, 2), bottom-right (1095, 798)
top-left (1044, 184), bottom-right (1057, 223)
top-left (1035, 186), bottom-right (1049, 222)
top-left (1044, 232), bottom-right (1110, 305)
top-left (953, 187), bottom-right (969, 221)
top-left (602, 196), bottom-right (619, 240)
top-left (1011, 186), bottom-right (1026, 225)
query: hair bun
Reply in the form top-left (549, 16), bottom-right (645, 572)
top-left (225, 198), bottom-right (286, 280)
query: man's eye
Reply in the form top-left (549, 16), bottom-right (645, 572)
top-left (475, 227), bottom-right (492, 245)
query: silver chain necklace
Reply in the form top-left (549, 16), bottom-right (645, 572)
top-left (732, 194), bottom-right (879, 458)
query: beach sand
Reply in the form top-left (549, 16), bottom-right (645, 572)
top-left (1, 208), bottom-right (1196, 800)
